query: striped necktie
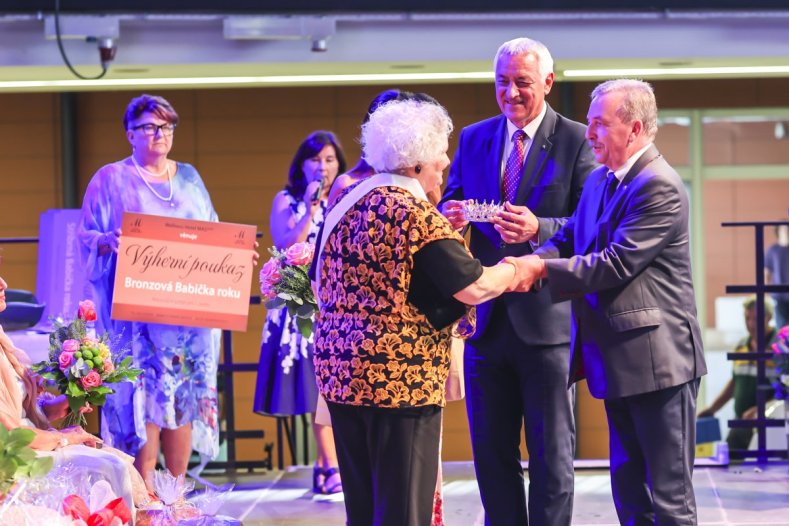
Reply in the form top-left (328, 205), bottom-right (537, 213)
top-left (502, 130), bottom-right (526, 203)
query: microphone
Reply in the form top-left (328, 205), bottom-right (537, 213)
top-left (312, 176), bottom-right (325, 203)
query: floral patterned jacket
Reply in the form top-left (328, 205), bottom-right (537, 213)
top-left (314, 186), bottom-right (469, 408)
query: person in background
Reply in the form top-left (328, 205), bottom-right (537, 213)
top-left (254, 131), bottom-right (347, 494)
top-left (765, 223), bottom-right (789, 329)
top-left (439, 37), bottom-right (595, 526)
top-left (699, 296), bottom-right (778, 450)
top-left (79, 94), bottom-right (222, 487)
top-left (314, 97), bottom-right (525, 526)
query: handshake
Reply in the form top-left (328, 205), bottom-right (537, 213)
top-left (501, 255), bottom-right (547, 293)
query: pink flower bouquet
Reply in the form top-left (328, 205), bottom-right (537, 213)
top-left (259, 242), bottom-right (318, 338)
top-left (32, 300), bottom-right (141, 427)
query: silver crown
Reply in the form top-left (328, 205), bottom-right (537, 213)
top-left (462, 200), bottom-right (504, 222)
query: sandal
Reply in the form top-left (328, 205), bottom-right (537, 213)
top-left (312, 465), bottom-right (325, 494)
top-left (322, 466), bottom-right (343, 495)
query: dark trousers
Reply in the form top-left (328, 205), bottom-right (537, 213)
top-left (465, 301), bottom-right (576, 526)
top-left (327, 401), bottom-right (441, 526)
top-left (604, 379), bottom-right (700, 526)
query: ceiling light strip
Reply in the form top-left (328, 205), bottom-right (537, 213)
top-left (0, 71), bottom-right (494, 90)
top-left (563, 65), bottom-right (789, 78)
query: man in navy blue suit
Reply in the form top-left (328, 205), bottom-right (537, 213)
top-left (439, 37), bottom-right (595, 526)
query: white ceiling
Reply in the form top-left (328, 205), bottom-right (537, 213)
top-left (2, 10), bottom-right (789, 91)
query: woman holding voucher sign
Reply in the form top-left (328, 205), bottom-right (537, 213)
top-left (253, 131), bottom-right (347, 494)
top-left (78, 94), bottom-right (221, 488)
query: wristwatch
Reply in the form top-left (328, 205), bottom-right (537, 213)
top-left (57, 436), bottom-right (69, 449)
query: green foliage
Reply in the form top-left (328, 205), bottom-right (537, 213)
top-left (0, 424), bottom-right (53, 496)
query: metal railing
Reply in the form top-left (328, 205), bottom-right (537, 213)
top-left (720, 220), bottom-right (789, 462)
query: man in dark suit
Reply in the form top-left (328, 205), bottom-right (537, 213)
top-left (440, 37), bottom-right (595, 526)
top-left (510, 79), bottom-right (708, 525)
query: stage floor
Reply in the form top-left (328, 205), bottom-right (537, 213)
top-left (200, 461), bottom-right (789, 525)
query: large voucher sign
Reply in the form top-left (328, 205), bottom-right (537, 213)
top-left (112, 212), bottom-right (257, 331)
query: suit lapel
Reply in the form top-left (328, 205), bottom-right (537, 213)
top-left (515, 105), bottom-right (557, 204)
top-left (486, 117), bottom-right (508, 203)
top-left (581, 145), bottom-right (663, 253)
top-left (621, 144), bottom-right (661, 189)
top-left (579, 168), bottom-right (608, 253)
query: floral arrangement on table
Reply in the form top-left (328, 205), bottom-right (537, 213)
top-left (32, 300), bottom-right (142, 428)
top-left (259, 242), bottom-right (317, 338)
top-left (61, 480), bottom-right (132, 526)
top-left (136, 469), bottom-right (239, 526)
top-left (771, 325), bottom-right (789, 399)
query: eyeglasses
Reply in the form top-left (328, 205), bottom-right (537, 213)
top-left (131, 123), bottom-right (176, 137)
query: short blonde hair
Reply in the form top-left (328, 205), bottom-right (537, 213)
top-left (361, 99), bottom-right (453, 173)
top-left (743, 295), bottom-right (774, 319)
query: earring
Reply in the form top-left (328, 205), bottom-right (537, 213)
top-left (414, 165), bottom-right (422, 174)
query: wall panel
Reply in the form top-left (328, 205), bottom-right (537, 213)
top-left (2, 78), bottom-right (788, 468)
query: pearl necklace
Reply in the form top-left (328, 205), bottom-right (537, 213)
top-left (131, 156), bottom-right (174, 206)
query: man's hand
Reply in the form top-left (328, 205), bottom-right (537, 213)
top-left (492, 202), bottom-right (539, 244)
top-left (441, 200), bottom-right (469, 231)
top-left (697, 408), bottom-right (715, 418)
top-left (503, 255), bottom-right (546, 292)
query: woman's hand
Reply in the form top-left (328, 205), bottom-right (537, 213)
top-left (305, 180), bottom-right (323, 206)
top-left (440, 200), bottom-right (469, 231)
top-left (40, 394), bottom-right (69, 421)
top-left (252, 241), bottom-right (260, 266)
top-left (98, 228), bottom-right (122, 256)
top-left (60, 426), bottom-right (103, 448)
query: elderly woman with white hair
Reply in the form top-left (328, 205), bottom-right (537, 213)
top-left (313, 98), bottom-right (522, 525)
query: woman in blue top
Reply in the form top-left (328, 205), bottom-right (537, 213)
top-left (79, 94), bottom-right (220, 488)
top-left (254, 130), bottom-right (347, 494)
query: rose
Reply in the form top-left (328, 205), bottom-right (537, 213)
top-left (259, 258), bottom-right (282, 292)
top-left (285, 242), bottom-right (315, 266)
top-left (103, 359), bottom-right (115, 374)
top-left (80, 370), bottom-right (103, 389)
top-left (62, 339), bottom-right (80, 354)
top-left (260, 282), bottom-right (277, 300)
top-left (58, 352), bottom-right (74, 370)
top-left (78, 300), bottom-right (97, 321)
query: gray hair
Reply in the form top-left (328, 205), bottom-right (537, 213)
top-left (361, 99), bottom-right (453, 173)
top-left (591, 79), bottom-right (658, 140)
top-left (493, 37), bottom-right (554, 79)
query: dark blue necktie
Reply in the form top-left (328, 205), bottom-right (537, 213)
top-left (599, 171), bottom-right (619, 218)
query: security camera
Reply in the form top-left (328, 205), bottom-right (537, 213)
top-left (97, 36), bottom-right (117, 70)
top-left (311, 38), bottom-right (328, 52)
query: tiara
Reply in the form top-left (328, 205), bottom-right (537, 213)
top-left (462, 200), bottom-right (504, 223)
